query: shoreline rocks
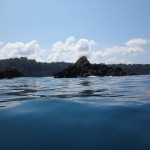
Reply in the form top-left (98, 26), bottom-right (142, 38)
top-left (0, 68), bottom-right (24, 79)
top-left (53, 56), bottom-right (131, 78)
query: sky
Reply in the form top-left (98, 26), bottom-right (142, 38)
top-left (0, 0), bottom-right (150, 64)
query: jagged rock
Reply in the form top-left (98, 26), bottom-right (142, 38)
top-left (53, 56), bottom-right (128, 78)
top-left (75, 56), bottom-right (90, 68)
top-left (0, 67), bottom-right (24, 79)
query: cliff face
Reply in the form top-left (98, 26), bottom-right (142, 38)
top-left (53, 56), bottom-right (129, 78)
top-left (0, 68), bottom-right (24, 79)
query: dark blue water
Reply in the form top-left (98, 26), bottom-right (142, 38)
top-left (0, 76), bottom-right (150, 150)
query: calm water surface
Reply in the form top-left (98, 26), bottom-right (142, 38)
top-left (0, 75), bottom-right (150, 150)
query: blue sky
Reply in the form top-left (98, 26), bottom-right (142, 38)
top-left (0, 0), bottom-right (150, 63)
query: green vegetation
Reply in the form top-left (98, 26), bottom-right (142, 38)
top-left (108, 64), bottom-right (150, 75)
top-left (0, 57), bottom-right (149, 77)
top-left (0, 57), bottom-right (70, 77)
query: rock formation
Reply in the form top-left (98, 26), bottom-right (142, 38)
top-left (0, 67), bottom-right (24, 79)
top-left (53, 56), bottom-right (129, 78)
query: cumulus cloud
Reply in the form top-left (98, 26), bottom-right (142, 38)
top-left (91, 38), bottom-right (147, 64)
top-left (0, 37), bottom-right (149, 64)
top-left (126, 38), bottom-right (149, 47)
top-left (48, 36), bottom-right (95, 62)
top-left (47, 37), bottom-right (149, 64)
top-left (105, 57), bottom-right (128, 64)
top-left (0, 40), bottom-right (44, 61)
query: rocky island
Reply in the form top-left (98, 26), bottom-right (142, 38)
top-left (0, 68), bottom-right (24, 79)
top-left (53, 56), bottom-right (131, 78)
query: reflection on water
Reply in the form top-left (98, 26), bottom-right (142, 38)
top-left (0, 75), bottom-right (150, 107)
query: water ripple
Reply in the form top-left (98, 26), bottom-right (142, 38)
top-left (0, 75), bottom-right (150, 107)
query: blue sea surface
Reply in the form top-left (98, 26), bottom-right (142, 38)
top-left (0, 75), bottom-right (150, 150)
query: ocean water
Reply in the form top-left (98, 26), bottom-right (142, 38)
top-left (0, 75), bottom-right (150, 150)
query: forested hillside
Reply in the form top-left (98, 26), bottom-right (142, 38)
top-left (0, 57), bottom-right (150, 77)
top-left (108, 64), bottom-right (150, 75)
top-left (0, 57), bottom-right (71, 77)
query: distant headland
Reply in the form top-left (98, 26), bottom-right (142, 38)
top-left (0, 57), bottom-right (150, 78)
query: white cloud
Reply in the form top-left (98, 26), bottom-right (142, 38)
top-left (105, 57), bottom-right (132, 64)
top-left (90, 38), bottom-right (148, 64)
top-left (0, 37), bottom-right (149, 64)
top-left (48, 36), bottom-right (95, 62)
top-left (101, 45), bottom-right (144, 56)
top-left (126, 38), bottom-right (149, 47)
top-left (0, 40), bottom-right (44, 61)
top-left (75, 39), bottom-right (95, 51)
